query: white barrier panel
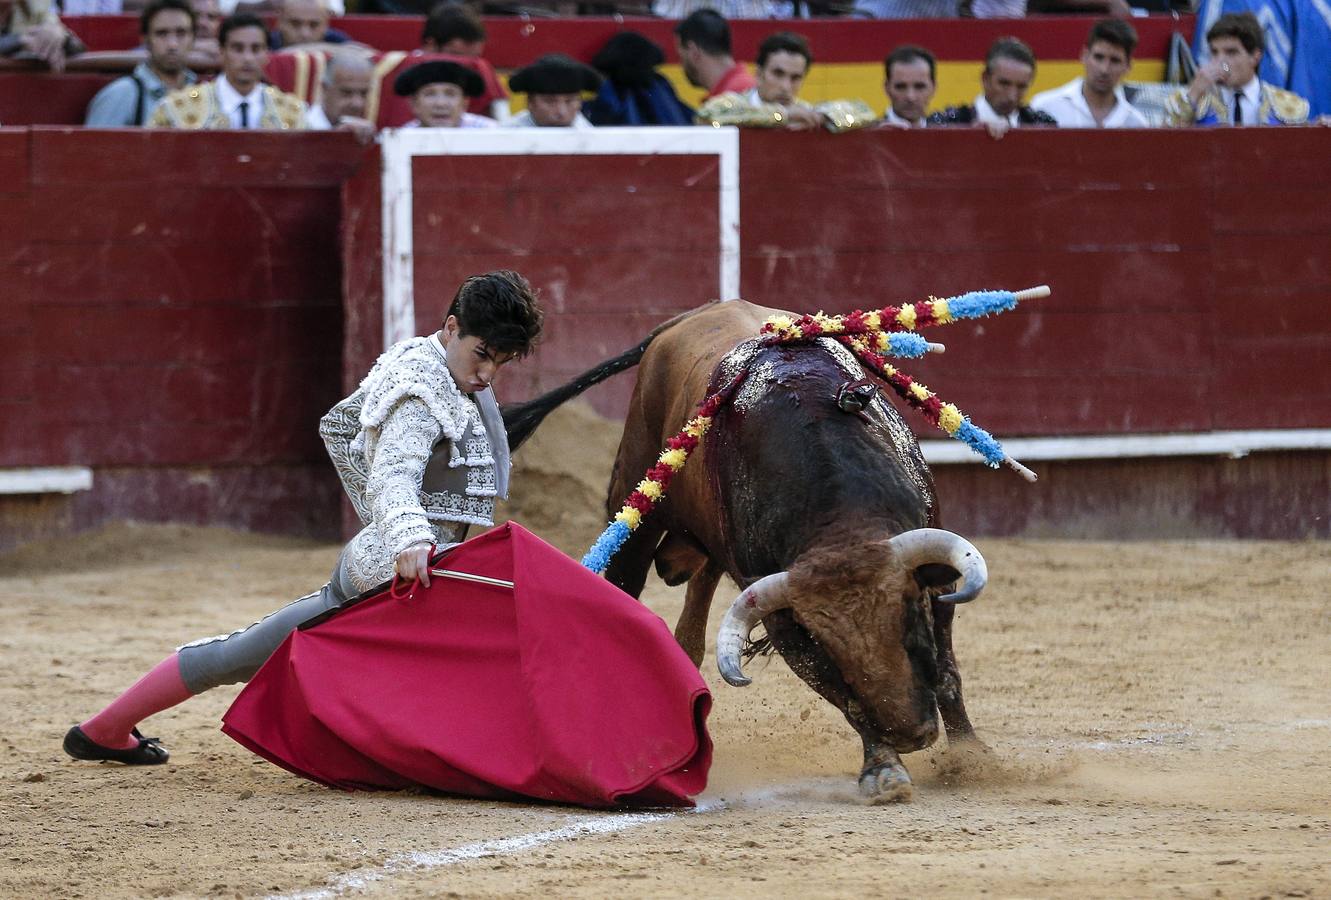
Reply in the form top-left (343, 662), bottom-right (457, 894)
top-left (379, 126), bottom-right (741, 349)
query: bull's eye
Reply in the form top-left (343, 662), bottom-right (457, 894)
top-left (836, 379), bottom-right (879, 413)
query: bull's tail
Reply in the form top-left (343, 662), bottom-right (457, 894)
top-left (501, 306), bottom-right (705, 452)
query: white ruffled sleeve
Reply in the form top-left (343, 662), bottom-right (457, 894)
top-left (319, 388), bottom-right (373, 525)
top-left (365, 397), bottom-right (444, 559)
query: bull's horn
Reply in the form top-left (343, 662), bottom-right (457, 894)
top-left (886, 528), bottom-right (988, 604)
top-left (715, 572), bottom-right (793, 687)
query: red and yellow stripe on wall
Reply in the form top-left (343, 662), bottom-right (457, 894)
top-left (621, 58), bottom-right (1167, 113)
top-left (469, 16), bottom-right (1190, 115)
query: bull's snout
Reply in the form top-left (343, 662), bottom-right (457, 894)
top-left (895, 716), bottom-right (939, 753)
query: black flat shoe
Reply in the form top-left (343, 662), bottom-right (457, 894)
top-left (63, 725), bottom-right (169, 766)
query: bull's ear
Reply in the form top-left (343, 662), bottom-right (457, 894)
top-left (913, 563), bottom-right (961, 590)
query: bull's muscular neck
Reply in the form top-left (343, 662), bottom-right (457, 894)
top-left (703, 345), bottom-right (936, 581)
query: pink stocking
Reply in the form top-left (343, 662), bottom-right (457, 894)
top-left (80, 653), bottom-right (192, 750)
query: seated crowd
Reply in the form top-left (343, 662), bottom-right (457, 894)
top-left (4, 0), bottom-right (1315, 133)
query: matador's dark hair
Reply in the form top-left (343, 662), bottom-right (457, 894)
top-left (445, 270), bottom-right (543, 358)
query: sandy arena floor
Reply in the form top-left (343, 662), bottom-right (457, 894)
top-left (1, 406), bottom-right (1328, 899)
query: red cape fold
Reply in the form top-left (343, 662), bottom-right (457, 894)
top-left (222, 521), bottom-right (711, 808)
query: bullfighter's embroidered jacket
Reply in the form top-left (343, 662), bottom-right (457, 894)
top-left (696, 91), bottom-right (879, 133)
top-left (149, 80), bottom-right (307, 130)
top-left (1163, 81), bottom-right (1309, 127)
top-left (319, 335), bottom-right (511, 592)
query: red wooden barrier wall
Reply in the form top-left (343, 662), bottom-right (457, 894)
top-left (737, 127), bottom-right (1331, 436)
top-left (0, 128), bottom-right (366, 547)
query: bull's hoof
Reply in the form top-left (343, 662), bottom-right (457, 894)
top-left (859, 764), bottom-right (913, 804)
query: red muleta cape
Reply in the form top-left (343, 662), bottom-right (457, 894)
top-left (221, 522), bottom-right (711, 808)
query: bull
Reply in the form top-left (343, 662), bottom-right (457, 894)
top-left (505, 299), bottom-right (991, 802)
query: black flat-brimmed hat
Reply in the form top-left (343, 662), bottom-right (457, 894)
top-left (393, 60), bottom-right (485, 98)
top-left (508, 54), bottom-right (603, 96)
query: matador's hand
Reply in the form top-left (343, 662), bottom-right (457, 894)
top-left (394, 542), bottom-right (433, 588)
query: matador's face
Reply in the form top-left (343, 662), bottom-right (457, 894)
top-left (440, 316), bottom-right (517, 394)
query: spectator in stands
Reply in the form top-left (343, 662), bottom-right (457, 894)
top-left (928, 37), bottom-right (1056, 136)
top-left (583, 30), bottom-right (694, 127)
top-left (697, 31), bottom-right (877, 132)
top-left (0, 0), bottom-right (83, 72)
top-left (505, 54), bottom-right (601, 129)
top-left (305, 49), bottom-right (375, 141)
top-left (1030, 19), bottom-right (1147, 128)
top-left (420, 2), bottom-right (484, 57)
top-left (395, 58), bottom-right (495, 128)
top-left (193, 0), bottom-right (221, 41)
top-left (86, 0), bottom-right (199, 127)
top-left (151, 13), bottom-right (307, 128)
top-left (269, 0), bottom-right (348, 50)
top-left (674, 8), bottom-right (755, 101)
top-left (394, 2), bottom-right (508, 122)
top-left (881, 44), bottom-right (935, 127)
top-left (746, 31), bottom-right (822, 130)
top-left (1164, 12), bottom-right (1308, 127)
top-left (190, 0), bottom-right (221, 67)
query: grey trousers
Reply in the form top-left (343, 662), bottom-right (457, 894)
top-left (176, 548), bottom-right (359, 694)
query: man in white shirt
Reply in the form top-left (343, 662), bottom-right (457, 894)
top-left (304, 49), bottom-right (375, 142)
top-left (505, 54), bottom-right (600, 129)
top-left (212, 16), bottom-right (272, 127)
top-left (1030, 19), bottom-right (1148, 128)
top-left (881, 44), bottom-right (935, 127)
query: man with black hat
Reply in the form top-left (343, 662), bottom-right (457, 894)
top-left (505, 53), bottom-right (601, 129)
top-left (394, 58), bottom-right (496, 128)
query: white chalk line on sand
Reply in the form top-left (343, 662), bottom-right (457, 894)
top-left (270, 800), bottom-right (725, 900)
